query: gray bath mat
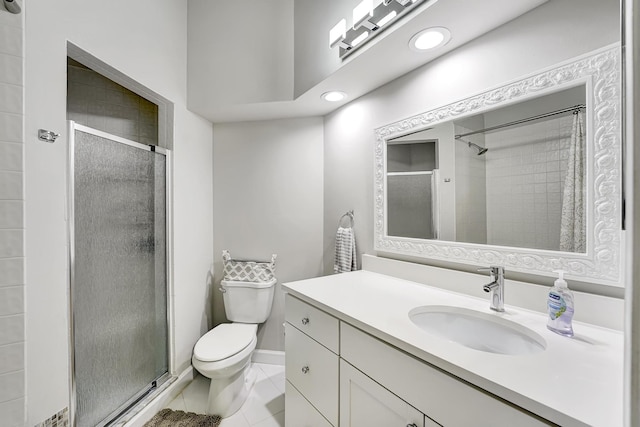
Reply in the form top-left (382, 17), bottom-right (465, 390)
top-left (143, 409), bottom-right (222, 427)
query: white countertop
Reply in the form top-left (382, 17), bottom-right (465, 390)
top-left (282, 270), bottom-right (623, 427)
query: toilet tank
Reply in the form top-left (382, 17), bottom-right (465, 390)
top-left (221, 278), bottom-right (277, 323)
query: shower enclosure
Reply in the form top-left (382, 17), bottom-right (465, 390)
top-left (387, 171), bottom-right (439, 239)
top-left (386, 140), bottom-right (440, 239)
top-left (68, 122), bottom-right (170, 427)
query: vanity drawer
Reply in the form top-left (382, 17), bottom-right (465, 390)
top-left (285, 380), bottom-right (334, 427)
top-left (286, 322), bottom-right (339, 426)
top-left (340, 322), bottom-right (554, 427)
top-left (285, 294), bottom-right (339, 353)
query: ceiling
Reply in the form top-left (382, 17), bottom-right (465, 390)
top-left (188, 0), bottom-right (547, 123)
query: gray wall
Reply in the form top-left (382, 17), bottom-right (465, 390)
top-left (67, 59), bottom-right (158, 146)
top-left (212, 117), bottom-right (324, 351)
top-left (322, 0), bottom-right (620, 277)
top-left (0, 2), bottom-right (24, 425)
top-left (293, 0), bottom-right (346, 97)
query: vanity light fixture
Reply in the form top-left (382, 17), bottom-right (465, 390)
top-left (409, 27), bottom-right (451, 51)
top-left (351, 31), bottom-right (370, 47)
top-left (329, 19), bottom-right (349, 48)
top-left (376, 10), bottom-right (397, 27)
top-left (321, 91), bottom-right (347, 102)
top-left (330, 0), bottom-right (428, 58)
top-left (353, 0), bottom-right (375, 29)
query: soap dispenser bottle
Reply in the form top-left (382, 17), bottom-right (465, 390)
top-left (547, 270), bottom-right (574, 337)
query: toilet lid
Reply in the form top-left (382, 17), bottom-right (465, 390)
top-left (194, 323), bottom-right (257, 362)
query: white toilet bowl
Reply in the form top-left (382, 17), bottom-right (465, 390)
top-left (192, 323), bottom-right (258, 417)
top-left (192, 278), bottom-right (276, 417)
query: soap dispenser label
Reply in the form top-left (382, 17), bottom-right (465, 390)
top-left (548, 292), bottom-right (566, 320)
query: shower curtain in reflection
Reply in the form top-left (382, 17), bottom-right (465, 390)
top-left (559, 110), bottom-right (585, 252)
top-left (70, 123), bottom-right (169, 427)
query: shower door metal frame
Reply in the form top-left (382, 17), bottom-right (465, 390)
top-left (66, 121), bottom-right (174, 427)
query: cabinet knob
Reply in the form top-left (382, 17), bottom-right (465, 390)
top-left (301, 317), bottom-right (309, 325)
top-left (406, 424), bottom-right (418, 427)
top-left (301, 366), bottom-right (310, 374)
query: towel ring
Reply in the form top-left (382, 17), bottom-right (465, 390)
top-left (338, 210), bottom-right (354, 228)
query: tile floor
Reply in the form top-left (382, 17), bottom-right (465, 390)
top-left (165, 363), bottom-right (285, 427)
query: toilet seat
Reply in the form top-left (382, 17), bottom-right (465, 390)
top-left (194, 323), bottom-right (258, 362)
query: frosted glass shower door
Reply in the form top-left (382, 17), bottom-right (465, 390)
top-left (387, 172), bottom-right (436, 239)
top-left (69, 123), bottom-right (168, 427)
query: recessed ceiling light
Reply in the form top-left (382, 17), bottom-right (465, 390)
top-left (321, 91), bottom-right (347, 102)
top-left (409, 27), bottom-right (451, 51)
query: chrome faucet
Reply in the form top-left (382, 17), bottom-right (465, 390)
top-left (478, 266), bottom-right (505, 312)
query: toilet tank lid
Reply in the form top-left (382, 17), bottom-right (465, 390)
top-left (194, 323), bottom-right (258, 362)
top-left (221, 278), bottom-right (277, 289)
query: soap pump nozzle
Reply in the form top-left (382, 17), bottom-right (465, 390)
top-left (553, 269), bottom-right (568, 288)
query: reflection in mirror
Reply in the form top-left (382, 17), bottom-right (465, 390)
top-left (386, 140), bottom-right (438, 239)
top-left (385, 85), bottom-right (586, 253)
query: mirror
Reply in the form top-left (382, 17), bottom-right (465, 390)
top-left (386, 85), bottom-right (586, 252)
top-left (374, 46), bottom-right (622, 285)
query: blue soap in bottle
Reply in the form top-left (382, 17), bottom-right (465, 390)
top-left (547, 270), bottom-right (574, 337)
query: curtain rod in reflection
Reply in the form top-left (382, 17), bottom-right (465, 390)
top-left (455, 104), bottom-right (585, 140)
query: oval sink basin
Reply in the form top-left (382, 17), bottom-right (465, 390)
top-left (409, 305), bottom-right (546, 355)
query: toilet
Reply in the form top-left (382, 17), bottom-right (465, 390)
top-left (192, 278), bottom-right (277, 417)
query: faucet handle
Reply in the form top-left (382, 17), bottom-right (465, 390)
top-left (477, 266), bottom-right (504, 275)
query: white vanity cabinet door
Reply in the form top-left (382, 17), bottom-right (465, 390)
top-left (285, 323), bottom-right (339, 426)
top-left (340, 359), bottom-right (433, 427)
top-left (285, 294), bottom-right (339, 353)
top-left (285, 380), bottom-right (334, 427)
top-left (340, 323), bottom-right (554, 427)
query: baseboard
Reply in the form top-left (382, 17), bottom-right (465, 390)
top-left (121, 366), bottom-right (195, 427)
top-left (252, 349), bottom-right (285, 365)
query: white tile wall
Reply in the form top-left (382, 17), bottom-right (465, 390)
top-left (0, 398), bottom-right (25, 427)
top-left (0, 258), bottom-right (23, 285)
top-left (0, 2), bottom-right (24, 426)
top-left (0, 142), bottom-right (22, 171)
top-left (485, 116), bottom-right (572, 250)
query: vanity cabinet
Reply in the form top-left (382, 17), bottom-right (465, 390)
top-left (285, 294), bottom-right (556, 427)
top-left (340, 323), bottom-right (553, 427)
top-left (340, 359), bottom-right (441, 427)
top-left (285, 294), bottom-right (339, 427)
top-left (285, 380), bottom-right (333, 427)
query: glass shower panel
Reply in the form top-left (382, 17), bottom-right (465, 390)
top-left (387, 173), bottom-right (435, 239)
top-left (72, 129), bottom-right (167, 427)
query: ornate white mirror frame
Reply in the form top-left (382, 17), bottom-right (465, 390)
top-left (374, 45), bottom-right (623, 286)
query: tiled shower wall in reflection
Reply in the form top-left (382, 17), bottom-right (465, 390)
top-left (485, 116), bottom-right (573, 251)
top-left (0, 3), bottom-right (25, 426)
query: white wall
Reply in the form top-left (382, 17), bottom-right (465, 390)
top-left (0, 2), bottom-right (24, 426)
top-left (24, 0), bottom-right (213, 424)
top-left (454, 123), bottom-right (487, 245)
top-left (212, 118), bottom-right (324, 352)
top-left (188, 0), bottom-right (294, 113)
top-left (323, 0), bottom-right (620, 277)
top-left (172, 108), bottom-right (214, 373)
